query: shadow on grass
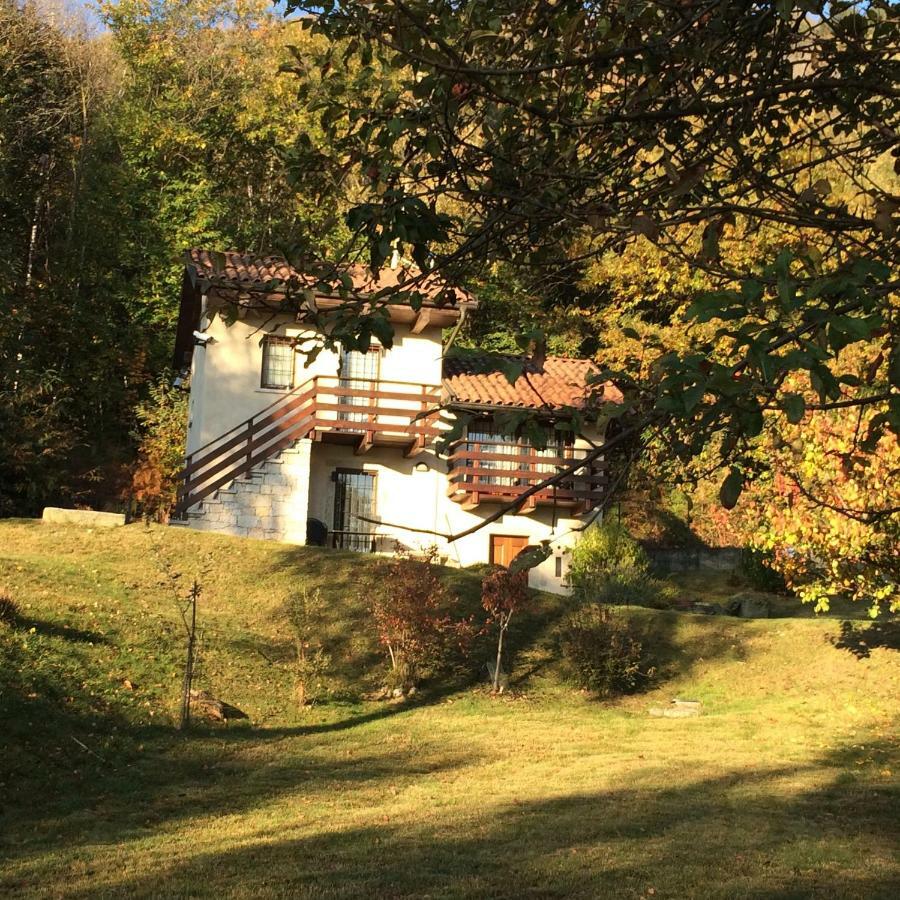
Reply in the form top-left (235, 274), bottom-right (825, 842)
top-left (28, 740), bottom-right (900, 900)
top-left (830, 619), bottom-right (900, 659)
top-left (15, 616), bottom-right (110, 645)
top-left (3, 602), bottom-right (898, 899)
top-left (262, 544), bottom-right (576, 695)
top-left (0, 642), bottom-right (469, 857)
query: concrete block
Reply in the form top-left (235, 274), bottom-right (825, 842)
top-left (43, 507), bottom-right (125, 528)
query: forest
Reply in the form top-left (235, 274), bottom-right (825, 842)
top-left (1, 0), bottom-right (898, 613)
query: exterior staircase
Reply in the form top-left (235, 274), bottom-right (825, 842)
top-left (184, 443), bottom-right (312, 541)
top-left (175, 376), bottom-right (441, 515)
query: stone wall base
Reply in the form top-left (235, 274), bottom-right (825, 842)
top-left (184, 440), bottom-right (312, 543)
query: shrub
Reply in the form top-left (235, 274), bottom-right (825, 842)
top-left (560, 605), bottom-right (655, 697)
top-left (481, 566), bottom-right (530, 693)
top-left (371, 548), bottom-right (474, 692)
top-left (594, 574), bottom-right (678, 609)
top-left (570, 518), bottom-right (666, 605)
top-left (131, 377), bottom-right (189, 522)
top-left (286, 588), bottom-right (331, 709)
top-left (0, 594), bottom-right (19, 626)
top-left (739, 547), bottom-right (788, 594)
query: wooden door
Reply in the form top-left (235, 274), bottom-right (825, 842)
top-left (489, 534), bottom-right (529, 568)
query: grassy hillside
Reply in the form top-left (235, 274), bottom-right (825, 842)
top-left (1, 520), bottom-right (898, 898)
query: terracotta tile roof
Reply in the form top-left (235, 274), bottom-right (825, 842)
top-left (442, 354), bottom-right (622, 410)
top-left (185, 249), bottom-right (475, 308)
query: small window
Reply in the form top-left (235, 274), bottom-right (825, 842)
top-left (555, 555), bottom-right (563, 578)
top-left (261, 336), bottom-right (294, 389)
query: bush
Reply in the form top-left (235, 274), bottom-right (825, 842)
top-left (593, 574), bottom-right (678, 609)
top-left (560, 605), bottom-right (655, 697)
top-left (572, 518), bottom-right (650, 583)
top-left (739, 547), bottom-right (788, 594)
top-left (0, 594), bottom-right (19, 626)
top-left (131, 377), bottom-right (189, 522)
top-left (371, 548), bottom-right (475, 692)
top-left (570, 518), bottom-right (675, 607)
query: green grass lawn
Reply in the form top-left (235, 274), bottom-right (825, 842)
top-left (1, 520), bottom-right (897, 898)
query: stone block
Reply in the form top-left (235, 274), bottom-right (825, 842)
top-left (43, 507), bottom-right (125, 528)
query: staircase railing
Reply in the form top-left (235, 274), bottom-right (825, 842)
top-left (176, 377), bottom-right (441, 513)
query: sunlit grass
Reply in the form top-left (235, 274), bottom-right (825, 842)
top-left (1, 520), bottom-right (897, 898)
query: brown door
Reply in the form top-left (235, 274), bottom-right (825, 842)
top-left (490, 534), bottom-right (529, 568)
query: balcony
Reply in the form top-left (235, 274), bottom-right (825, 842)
top-left (311, 376), bottom-right (441, 453)
top-left (177, 376), bottom-right (441, 512)
top-left (447, 438), bottom-right (607, 514)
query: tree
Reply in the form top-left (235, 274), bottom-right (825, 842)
top-left (281, 0), bottom-right (898, 523)
top-left (131, 376), bottom-right (190, 521)
top-left (734, 352), bottom-right (900, 615)
top-left (481, 566), bottom-right (530, 693)
top-left (0, 1), bottom-right (356, 514)
top-left (0, 3), bottom-right (127, 513)
top-left (286, 587), bottom-right (331, 709)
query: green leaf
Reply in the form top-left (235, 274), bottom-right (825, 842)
top-left (498, 359), bottom-right (525, 385)
top-left (719, 468), bottom-right (744, 510)
top-left (509, 543), bottom-right (551, 574)
top-left (682, 384), bottom-right (706, 413)
top-left (888, 345), bottom-right (900, 387)
top-left (781, 393), bottom-right (806, 424)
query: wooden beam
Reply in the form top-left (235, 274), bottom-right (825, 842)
top-left (354, 432), bottom-right (373, 455)
top-left (411, 307), bottom-right (434, 334)
top-left (403, 435), bottom-right (425, 458)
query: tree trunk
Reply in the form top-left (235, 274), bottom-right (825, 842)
top-left (179, 582), bottom-right (199, 729)
top-left (493, 611), bottom-right (511, 693)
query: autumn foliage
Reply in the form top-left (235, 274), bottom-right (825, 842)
top-left (370, 549), bottom-right (475, 692)
top-left (739, 404), bottom-right (900, 617)
top-left (481, 566), bottom-right (530, 693)
top-left (130, 378), bottom-right (189, 521)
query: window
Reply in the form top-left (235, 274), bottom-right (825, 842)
top-left (339, 346), bottom-right (381, 423)
top-left (261, 336), bottom-right (294, 389)
top-left (466, 423), bottom-right (520, 486)
top-left (332, 469), bottom-right (377, 552)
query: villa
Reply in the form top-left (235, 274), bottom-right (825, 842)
top-left (172, 250), bottom-right (618, 593)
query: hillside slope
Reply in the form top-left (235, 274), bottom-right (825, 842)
top-left (1, 520), bottom-right (898, 898)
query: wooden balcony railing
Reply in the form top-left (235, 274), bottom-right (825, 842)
top-left (176, 376), bottom-right (441, 513)
top-left (447, 438), bottom-right (607, 513)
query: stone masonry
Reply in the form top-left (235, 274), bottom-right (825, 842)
top-left (186, 439), bottom-right (312, 543)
